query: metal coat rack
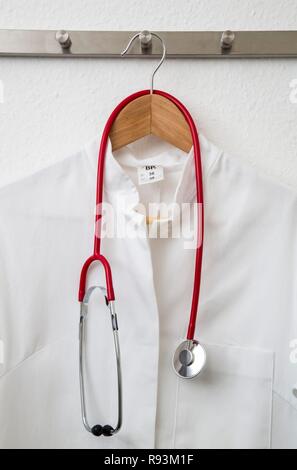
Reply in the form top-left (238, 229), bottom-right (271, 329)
top-left (1, 29), bottom-right (297, 58)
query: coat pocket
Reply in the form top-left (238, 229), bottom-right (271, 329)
top-left (174, 342), bottom-right (274, 449)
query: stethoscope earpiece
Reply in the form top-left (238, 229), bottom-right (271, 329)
top-left (173, 340), bottom-right (206, 379)
top-left (91, 424), bottom-right (114, 437)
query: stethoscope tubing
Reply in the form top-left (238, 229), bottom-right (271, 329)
top-left (78, 89), bottom-right (204, 341)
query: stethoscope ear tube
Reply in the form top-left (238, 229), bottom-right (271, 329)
top-left (79, 286), bottom-right (122, 437)
top-left (92, 88), bottom-right (204, 341)
top-left (78, 254), bottom-right (115, 302)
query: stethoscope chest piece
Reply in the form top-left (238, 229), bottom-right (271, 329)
top-left (173, 340), bottom-right (206, 379)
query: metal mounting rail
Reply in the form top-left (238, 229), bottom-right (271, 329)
top-left (0, 30), bottom-right (297, 58)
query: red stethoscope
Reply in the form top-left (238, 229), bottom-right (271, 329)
top-left (77, 32), bottom-right (206, 438)
top-left (78, 88), bottom-right (206, 437)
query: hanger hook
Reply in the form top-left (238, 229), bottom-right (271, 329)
top-left (121, 31), bottom-right (166, 95)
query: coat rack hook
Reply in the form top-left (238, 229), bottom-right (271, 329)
top-left (220, 30), bottom-right (235, 50)
top-left (55, 30), bottom-right (72, 49)
top-left (121, 31), bottom-right (166, 94)
top-left (139, 30), bottom-right (152, 50)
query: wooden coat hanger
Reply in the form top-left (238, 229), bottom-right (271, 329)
top-left (109, 32), bottom-right (192, 153)
top-left (108, 32), bottom-right (193, 224)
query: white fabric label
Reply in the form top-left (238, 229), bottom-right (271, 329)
top-left (137, 165), bottom-right (164, 185)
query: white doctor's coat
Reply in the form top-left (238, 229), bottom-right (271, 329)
top-left (0, 131), bottom-right (296, 449)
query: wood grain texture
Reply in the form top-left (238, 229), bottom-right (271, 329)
top-left (151, 94), bottom-right (192, 153)
top-left (109, 94), bottom-right (192, 152)
top-left (109, 95), bottom-right (151, 151)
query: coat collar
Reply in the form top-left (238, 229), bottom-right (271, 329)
top-left (84, 131), bottom-right (219, 212)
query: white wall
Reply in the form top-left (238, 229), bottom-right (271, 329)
top-left (0, 0), bottom-right (297, 188)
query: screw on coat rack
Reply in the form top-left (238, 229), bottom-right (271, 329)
top-left (139, 30), bottom-right (152, 50)
top-left (220, 30), bottom-right (235, 50)
top-left (55, 30), bottom-right (72, 49)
